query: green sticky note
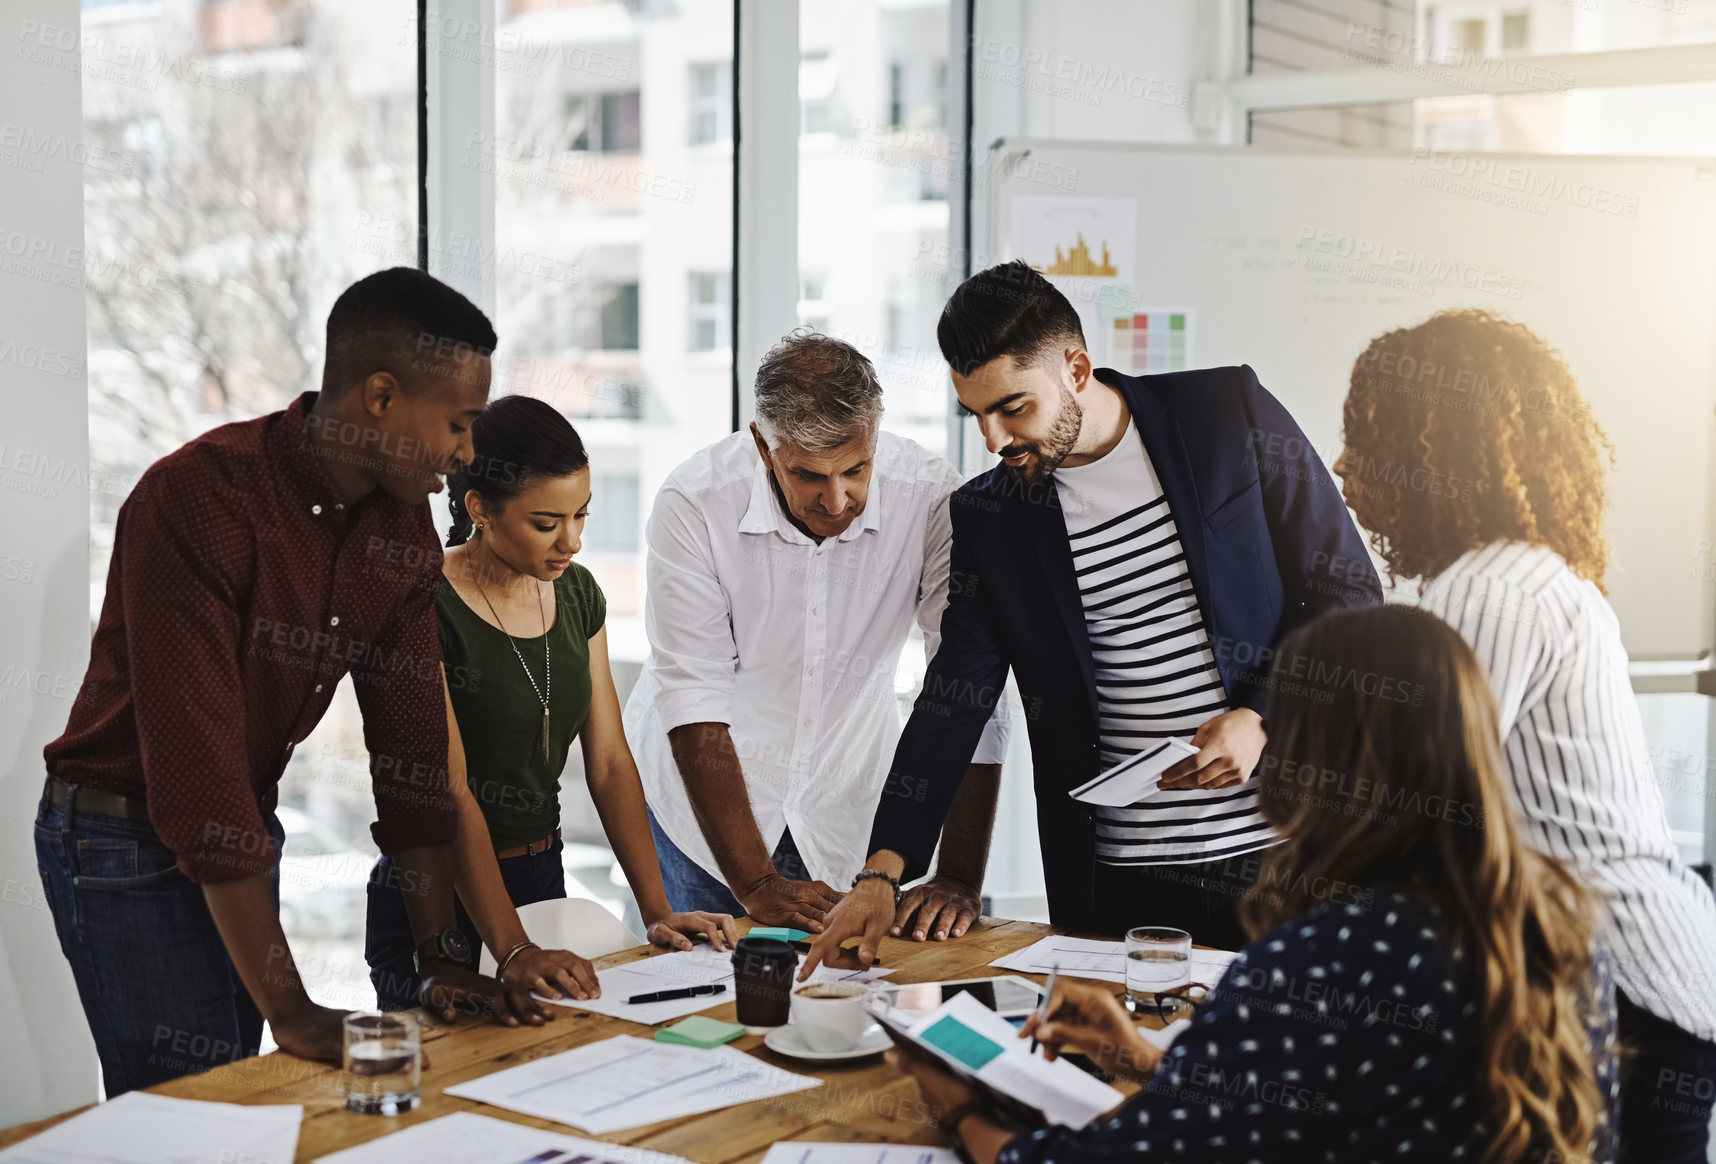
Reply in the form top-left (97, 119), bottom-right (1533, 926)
top-left (656, 1016), bottom-right (746, 1048)
top-left (1170, 313), bottom-right (1186, 331)
top-left (747, 927), bottom-right (810, 943)
top-left (920, 1016), bottom-right (1004, 1070)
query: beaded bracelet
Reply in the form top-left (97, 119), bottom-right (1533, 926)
top-left (852, 869), bottom-right (902, 905)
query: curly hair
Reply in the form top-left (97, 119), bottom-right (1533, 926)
top-left (1242, 606), bottom-right (1609, 1164)
top-left (1339, 310), bottom-right (1614, 589)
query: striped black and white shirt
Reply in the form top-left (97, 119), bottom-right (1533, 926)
top-left (1054, 421), bottom-right (1279, 867)
top-left (1420, 540), bottom-right (1716, 1041)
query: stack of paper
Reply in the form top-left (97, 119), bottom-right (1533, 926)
top-left (443, 1034), bottom-right (821, 1134)
top-left (316, 1111), bottom-right (692, 1164)
top-left (547, 946), bottom-right (894, 1025)
top-left (0, 1092), bottom-right (300, 1164)
top-left (990, 935), bottom-right (1240, 989)
top-left (1068, 738), bottom-right (1200, 806)
top-left (895, 992), bottom-right (1123, 1127)
top-left (655, 1015), bottom-right (746, 1048)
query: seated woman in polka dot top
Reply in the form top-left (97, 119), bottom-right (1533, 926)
top-left (890, 605), bottom-right (1619, 1164)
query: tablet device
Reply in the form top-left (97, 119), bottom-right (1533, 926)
top-left (873, 975), bottom-right (1045, 1024)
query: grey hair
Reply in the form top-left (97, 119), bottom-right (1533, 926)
top-left (753, 329), bottom-right (885, 452)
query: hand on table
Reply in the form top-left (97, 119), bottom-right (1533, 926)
top-left (647, 910), bottom-right (741, 952)
top-left (798, 877), bottom-right (894, 979)
top-left (1017, 979), bottom-right (1162, 1083)
top-left (892, 875), bottom-right (981, 942)
top-left (737, 872), bottom-right (844, 932)
top-left (270, 1001), bottom-right (351, 1067)
top-left (500, 945), bottom-right (600, 1001)
top-left (1157, 707), bottom-right (1266, 791)
top-left (419, 966), bottom-right (555, 1028)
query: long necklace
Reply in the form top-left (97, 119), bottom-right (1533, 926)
top-left (472, 559), bottom-right (553, 765)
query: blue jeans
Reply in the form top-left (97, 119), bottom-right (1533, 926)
top-left (1616, 988), bottom-right (1716, 1164)
top-left (364, 838), bottom-right (567, 1011)
top-left (34, 791), bottom-right (281, 1098)
top-left (647, 808), bottom-right (808, 916)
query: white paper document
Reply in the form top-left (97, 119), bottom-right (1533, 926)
top-left (991, 936), bottom-right (1240, 989)
top-left (0, 1092), bottom-right (301, 1164)
top-left (548, 947), bottom-right (893, 1025)
top-left (317, 1111), bottom-right (692, 1164)
top-left (763, 1145), bottom-right (961, 1164)
top-left (1067, 737), bottom-right (1200, 807)
top-left (990, 935), bottom-right (1126, 982)
top-left (897, 991), bottom-right (1122, 1128)
top-left (443, 1033), bottom-right (821, 1134)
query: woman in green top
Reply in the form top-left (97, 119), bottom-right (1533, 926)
top-left (365, 395), bottom-right (735, 1009)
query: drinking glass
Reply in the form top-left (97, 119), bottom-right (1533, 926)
top-left (1125, 926), bottom-right (1192, 1018)
top-left (343, 1010), bottom-right (420, 1115)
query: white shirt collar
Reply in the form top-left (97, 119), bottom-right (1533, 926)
top-left (738, 456), bottom-right (883, 545)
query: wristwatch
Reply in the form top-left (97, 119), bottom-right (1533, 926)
top-left (413, 927), bottom-right (474, 975)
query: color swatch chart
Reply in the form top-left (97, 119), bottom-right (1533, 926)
top-left (1112, 311), bottom-right (1189, 373)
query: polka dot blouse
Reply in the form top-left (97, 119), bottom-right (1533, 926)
top-left (998, 891), bottom-right (1619, 1164)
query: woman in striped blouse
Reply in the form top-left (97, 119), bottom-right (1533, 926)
top-left (1334, 309), bottom-right (1716, 1164)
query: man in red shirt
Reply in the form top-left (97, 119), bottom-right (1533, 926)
top-left (38, 268), bottom-right (550, 1096)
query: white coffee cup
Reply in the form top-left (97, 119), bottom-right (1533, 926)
top-left (790, 981), bottom-right (872, 1052)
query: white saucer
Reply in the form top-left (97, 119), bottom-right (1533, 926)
top-left (763, 1023), bottom-right (891, 1062)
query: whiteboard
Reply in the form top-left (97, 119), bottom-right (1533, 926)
top-left (988, 140), bottom-right (1716, 661)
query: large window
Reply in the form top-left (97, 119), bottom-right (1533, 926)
top-left (798, 0), bottom-right (954, 460)
top-left (489, 0), bottom-right (735, 916)
top-left (80, 0), bottom-right (420, 1014)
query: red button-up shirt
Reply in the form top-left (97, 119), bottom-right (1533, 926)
top-left (45, 392), bottom-right (456, 883)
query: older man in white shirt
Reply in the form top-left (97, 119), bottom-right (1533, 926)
top-left (624, 331), bottom-right (1008, 937)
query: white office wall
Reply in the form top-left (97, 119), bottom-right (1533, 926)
top-left (0, 0), bottom-right (101, 1125)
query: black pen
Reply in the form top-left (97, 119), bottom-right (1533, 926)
top-left (627, 983), bottom-right (728, 1005)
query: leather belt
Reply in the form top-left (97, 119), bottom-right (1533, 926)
top-left (44, 775), bottom-right (151, 822)
top-left (496, 828), bottom-right (560, 860)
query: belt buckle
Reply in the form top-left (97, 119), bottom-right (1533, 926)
top-left (527, 835), bottom-right (550, 857)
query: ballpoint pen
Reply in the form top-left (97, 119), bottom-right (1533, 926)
top-left (626, 983), bottom-right (728, 1005)
top-left (1029, 963), bottom-right (1059, 1054)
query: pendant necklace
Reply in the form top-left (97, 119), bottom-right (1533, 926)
top-left (474, 565), bottom-right (552, 765)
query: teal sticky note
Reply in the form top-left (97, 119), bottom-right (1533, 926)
top-left (747, 927), bottom-right (810, 943)
top-left (656, 1016), bottom-right (746, 1048)
top-left (920, 1016), bottom-right (1004, 1070)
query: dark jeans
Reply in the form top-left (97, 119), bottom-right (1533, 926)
top-left (1090, 852), bottom-right (1261, 951)
top-left (363, 838), bottom-right (567, 1011)
top-left (33, 792), bottom-right (281, 1098)
top-left (647, 808), bottom-right (809, 917)
top-left (1616, 988), bottom-right (1716, 1164)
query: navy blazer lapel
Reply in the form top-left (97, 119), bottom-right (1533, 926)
top-left (1110, 371), bottom-right (1216, 640)
top-left (1013, 476), bottom-right (1099, 724)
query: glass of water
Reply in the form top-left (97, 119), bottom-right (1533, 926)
top-left (1125, 926), bottom-right (1192, 1017)
top-left (343, 1010), bottom-right (420, 1116)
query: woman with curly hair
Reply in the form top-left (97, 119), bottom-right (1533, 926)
top-left (889, 605), bottom-right (1618, 1163)
top-left (1335, 309), bottom-right (1716, 1164)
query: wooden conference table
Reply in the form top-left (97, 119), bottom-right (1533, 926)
top-left (0, 918), bottom-right (1149, 1162)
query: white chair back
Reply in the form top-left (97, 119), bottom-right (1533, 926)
top-left (477, 896), bottom-right (646, 975)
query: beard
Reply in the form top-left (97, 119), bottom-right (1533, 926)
top-left (1000, 387), bottom-right (1083, 485)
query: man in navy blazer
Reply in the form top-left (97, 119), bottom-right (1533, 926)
top-left (803, 261), bottom-right (1381, 972)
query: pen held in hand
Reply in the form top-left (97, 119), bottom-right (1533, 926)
top-left (626, 983), bottom-right (728, 1005)
top-left (1030, 963), bottom-right (1060, 1055)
